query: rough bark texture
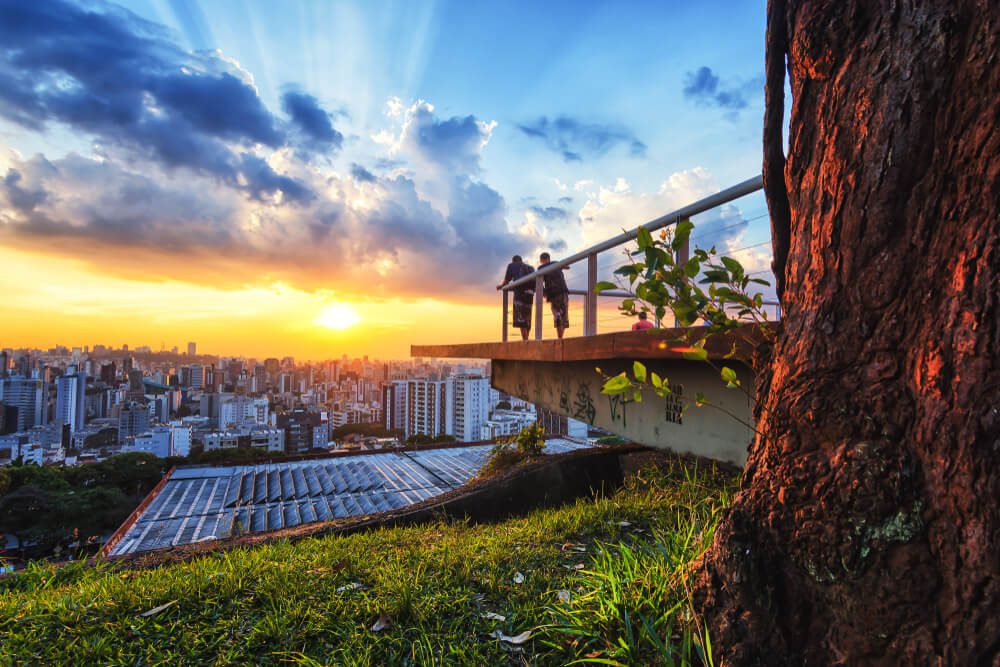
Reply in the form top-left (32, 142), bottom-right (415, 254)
top-left (699, 1), bottom-right (1000, 664)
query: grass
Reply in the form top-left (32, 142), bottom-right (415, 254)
top-left (0, 457), bottom-right (736, 666)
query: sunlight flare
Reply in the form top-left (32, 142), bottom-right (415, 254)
top-left (316, 302), bottom-right (363, 330)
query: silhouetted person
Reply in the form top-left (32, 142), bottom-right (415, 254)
top-left (497, 255), bottom-right (535, 341)
top-left (539, 252), bottom-right (570, 339)
top-left (632, 311), bottom-right (654, 331)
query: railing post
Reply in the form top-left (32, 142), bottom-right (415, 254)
top-left (534, 276), bottom-right (544, 341)
top-left (585, 253), bottom-right (597, 336)
top-left (502, 290), bottom-right (509, 342)
top-left (673, 217), bottom-right (690, 328)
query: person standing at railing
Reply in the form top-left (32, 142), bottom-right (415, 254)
top-left (497, 255), bottom-right (535, 341)
top-left (631, 311), bottom-right (654, 331)
top-left (539, 252), bottom-right (570, 339)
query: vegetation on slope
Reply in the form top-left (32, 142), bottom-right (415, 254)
top-left (0, 457), bottom-right (736, 665)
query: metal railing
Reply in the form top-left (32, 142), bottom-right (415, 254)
top-left (501, 174), bottom-right (773, 341)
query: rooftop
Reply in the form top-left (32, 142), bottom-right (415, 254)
top-left (107, 439), bottom-right (591, 557)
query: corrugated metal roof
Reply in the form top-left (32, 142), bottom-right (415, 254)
top-left (109, 439), bottom-right (591, 556)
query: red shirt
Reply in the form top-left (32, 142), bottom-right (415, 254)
top-left (632, 319), bottom-right (654, 330)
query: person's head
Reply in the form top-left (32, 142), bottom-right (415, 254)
top-left (638, 312), bottom-right (648, 321)
top-left (539, 252), bottom-right (551, 265)
top-left (512, 255), bottom-right (522, 263)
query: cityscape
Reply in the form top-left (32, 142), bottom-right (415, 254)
top-left (0, 341), bottom-right (588, 468)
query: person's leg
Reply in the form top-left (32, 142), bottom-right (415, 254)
top-left (551, 293), bottom-right (569, 339)
top-left (520, 326), bottom-right (529, 341)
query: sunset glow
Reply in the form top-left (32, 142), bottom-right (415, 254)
top-left (316, 304), bottom-right (363, 331)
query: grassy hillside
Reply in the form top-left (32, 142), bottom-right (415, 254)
top-left (0, 457), bottom-right (736, 666)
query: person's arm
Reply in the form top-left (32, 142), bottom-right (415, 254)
top-left (497, 264), bottom-right (513, 290)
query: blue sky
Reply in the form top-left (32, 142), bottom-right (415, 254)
top-left (0, 0), bottom-right (772, 309)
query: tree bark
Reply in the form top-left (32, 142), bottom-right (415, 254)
top-left (699, 1), bottom-right (1000, 663)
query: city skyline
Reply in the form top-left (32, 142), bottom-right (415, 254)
top-left (0, 1), bottom-right (769, 358)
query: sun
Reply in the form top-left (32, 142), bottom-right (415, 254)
top-left (316, 303), bottom-right (362, 330)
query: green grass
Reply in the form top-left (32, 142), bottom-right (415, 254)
top-left (0, 457), bottom-right (736, 666)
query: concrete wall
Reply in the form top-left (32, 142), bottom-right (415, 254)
top-left (492, 358), bottom-right (754, 466)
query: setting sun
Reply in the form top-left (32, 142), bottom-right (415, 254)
top-left (316, 303), bottom-right (363, 330)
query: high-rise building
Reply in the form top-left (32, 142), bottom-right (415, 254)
top-left (182, 364), bottom-right (205, 389)
top-left (118, 402), bottom-right (150, 444)
top-left (404, 379), bottom-right (450, 440)
top-left (382, 380), bottom-right (408, 432)
top-left (187, 342), bottom-right (197, 356)
top-left (218, 395), bottom-right (270, 429)
top-left (100, 361), bottom-right (117, 385)
top-left (55, 371), bottom-right (87, 434)
top-left (277, 407), bottom-right (323, 454)
top-left (0, 377), bottom-right (45, 432)
top-left (169, 422), bottom-right (192, 457)
top-left (450, 375), bottom-right (490, 442)
top-left (253, 364), bottom-right (266, 394)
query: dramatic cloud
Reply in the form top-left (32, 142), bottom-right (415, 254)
top-left (682, 66), bottom-right (759, 117)
top-left (517, 115), bottom-right (647, 162)
top-left (0, 97), bottom-right (531, 298)
top-left (282, 90), bottom-right (343, 149)
top-left (0, 0), bottom-right (315, 201)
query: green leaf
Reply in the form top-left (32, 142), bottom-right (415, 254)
top-left (672, 219), bottom-right (694, 251)
top-left (720, 256), bottom-right (744, 278)
top-left (695, 391), bottom-right (708, 406)
top-left (594, 281), bottom-right (617, 293)
top-left (650, 372), bottom-right (663, 389)
top-left (720, 366), bottom-right (741, 387)
top-left (682, 347), bottom-right (708, 361)
top-left (636, 225), bottom-right (654, 249)
top-left (683, 258), bottom-right (701, 278)
top-left (749, 277), bottom-right (771, 286)
top-left (633, 389), bottom-right (643, 403)
top-left (601, 373), bottom-right (632, 394)
top-left (632, 361), bottom-right (646, 383)
top-left (614, 264), bottom-right (640, 278)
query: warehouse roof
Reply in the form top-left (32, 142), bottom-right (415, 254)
top-left (107, 439), bottom-right (590, 557)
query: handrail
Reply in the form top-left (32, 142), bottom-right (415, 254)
top-left (502, 175), bottom-right (764, 291)
top-left (499, 174), bottom-right (767, 341)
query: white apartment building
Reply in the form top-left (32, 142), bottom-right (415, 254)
top-left (202, 427), bottom-right (284, 452)
top-left (450, 374), bottom-right (490, 442)
top-left (169, 421), bottom-right (192, 457)
top-left (218, 395), bottom-right (270, 429)
top-left (405, 379), bottom-right (450, 440)
top-left (133, 426), bottom-right (172, 458)
top-left (480, 410), bottom-right (538, 441)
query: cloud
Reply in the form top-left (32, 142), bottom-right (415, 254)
top-left (517, 115), bottom-right (646, 162)
top-left (282, 90), bottom-right (343, 149)
top-left (0, 2), bottom-right (541, 300)
top-left (1, 169), bottom-right (46, 213)
top-left (350, 163), bottom-right (377, 183)
top-left (398, 101), bottom-right (496, 175)
top-left (0, 0), bottom-right (311, 202)
top-left (528, 205), bottom-right (568, 221)
top-left (577, 168), bottom-right (719, 247)
top-left (0, 101), bottom-right (527, 299)
top-left (682, 67), bottom-right (758, 117)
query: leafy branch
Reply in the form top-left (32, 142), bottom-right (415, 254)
top-left (596, 219), bottom-right (776, 432)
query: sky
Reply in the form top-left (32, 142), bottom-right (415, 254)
top-left (0, 0), bottom-right (772, 360)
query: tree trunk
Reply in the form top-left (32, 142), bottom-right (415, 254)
top-left (699, 1), bottom-right (1000, 663)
